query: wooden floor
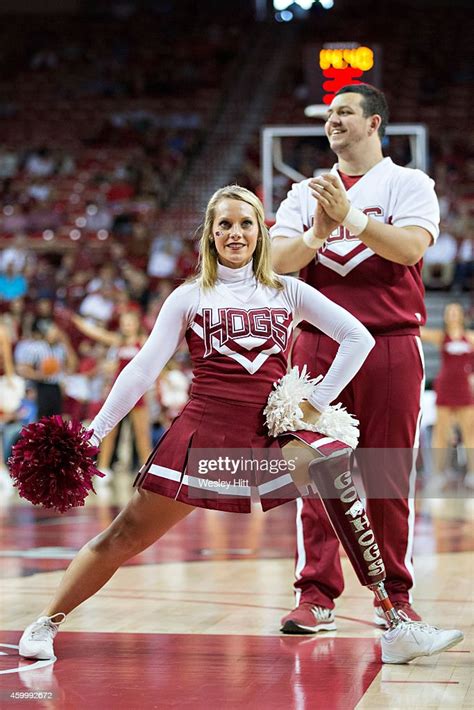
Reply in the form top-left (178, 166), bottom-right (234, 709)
top-left (0, 473), bottom-right (472, 709)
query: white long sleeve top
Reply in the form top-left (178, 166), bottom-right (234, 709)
top-left (90, 261), bottom-right (374, 443)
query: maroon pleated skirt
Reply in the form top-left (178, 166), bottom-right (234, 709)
top-left (134, 394), bottom-right (348, 513)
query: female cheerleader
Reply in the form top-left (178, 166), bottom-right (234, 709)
top-left (19, 186), bottom-right (462, 664)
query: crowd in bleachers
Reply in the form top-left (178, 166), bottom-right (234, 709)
top-left (0, 3), bottom-right (472, 472)
top-left (0, 8), bottom-right (245, 252)
top-left (0, 243), bottom-right (193, 468)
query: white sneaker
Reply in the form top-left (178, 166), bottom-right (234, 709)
top-left (19, 613), bottom-right (66, 660)
top-left (381, 614), bottom-right (464, 664)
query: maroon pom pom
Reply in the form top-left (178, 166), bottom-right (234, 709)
top-left (8, 415), bottom-right (104, 513)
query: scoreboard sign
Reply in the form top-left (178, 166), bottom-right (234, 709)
top-left (304, 43), bottom-right (381, 105)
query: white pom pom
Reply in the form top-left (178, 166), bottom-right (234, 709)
top-left (264, 366), bottom-right (360, 449)
top-left (313, 403), bottom-right (360, 449)
top-left (264, 365), bottom-right (322, 437)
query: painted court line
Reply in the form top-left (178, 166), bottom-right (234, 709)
top-left (381, 681), bottom-right (459, 685)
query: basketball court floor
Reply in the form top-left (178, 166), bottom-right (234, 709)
top-left (1, 470), bottom-right (472, 709)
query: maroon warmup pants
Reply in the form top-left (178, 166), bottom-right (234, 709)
top-left (292, 331), bottom-right (424, 608)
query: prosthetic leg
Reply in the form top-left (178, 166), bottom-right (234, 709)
top-left (282, 437), bottom-right (401, 628)
top-left (307, 448), bottom-right (401, 628)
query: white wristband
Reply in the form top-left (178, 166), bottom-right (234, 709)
top-left (302, 227), bottom-right (325, 250)
top-left (342, 206), bottom-right (368, 236)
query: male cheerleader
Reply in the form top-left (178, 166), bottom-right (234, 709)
top-left (271, 83), bottom-right (439, 633)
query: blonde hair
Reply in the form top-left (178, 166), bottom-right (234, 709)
top-left (195, 185), bottom-right (283, 290)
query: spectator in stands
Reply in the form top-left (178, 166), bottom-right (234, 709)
top-left (79, 282), bottom-right (118, 324)
top-left (1, 297), bottom-right (29, 345)
top-left (0, 145), bottom-right (19, 179)
top-left (0, 321), bottom-right (22, 485)
top-left (55, 253), bottom-right (76, 301)
top-left (86, 264), bottom-right (124, 294)
top-left (84, 200), bottom-right (113, 232)
top-left (26, 178), bottom-right (52, 204)
top-left (0, 234), bottom-right (31, 273)
top-left (0, 321), bottom-right (15, 380)
top-left (120, 263), bottom-right (149, 310)
top-left (107, 290), bottom-right (135, 327)
top-left (24, 147), bottom-right (56, 178)
top-left (148, 237), bottom-right (178, 279)
top-left (2, 384), bottom-right (37, 465)
top-left (56, 149), bottom-right (76, 176)
top-left (33, 297), bottom-right (55, 333)
top-left (453, 237), bottom-right (473, 293)
top-left (15, 319), bottom-right (77, 419)
top-left (71, 309), bottom-right (151, 478)
top-left (142, 293), bottom-right (162, 334)
top-left (422, 221), bottom-right (458, 289)
top-left (149, 358), bottom-right (191, 447)
top-left (0, 262), bottom-right (28, 302)
top-left (28, 260), bottom-right (57, 301)
top-left (64, 270), bottom-right (91, 311)
top-left (63, 341), bottom-right (104, 425)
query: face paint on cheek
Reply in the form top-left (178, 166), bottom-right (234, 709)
top-left (214, 231), bottom-right (222, 237)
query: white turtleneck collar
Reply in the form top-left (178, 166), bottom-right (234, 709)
top-left (216, 260), bottom-right (255, 283)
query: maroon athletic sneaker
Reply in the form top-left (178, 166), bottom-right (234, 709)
top-left (374, 602), bottom-right (422, 629)
top-left (280, 602), bottom-right (336, 634)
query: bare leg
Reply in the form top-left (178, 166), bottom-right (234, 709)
top-left (41, 490), bottom-right (194, 617)
top-left (432, 406), bottom-right (453, 478)
top-left (130, 406), bottom-right (152, 465)
top-left (456, 406), bottom-right (474, 475)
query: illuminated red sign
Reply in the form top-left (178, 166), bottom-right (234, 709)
top-left (304, 43), bottom-right (381, 106)
top-left (322, 67), bottom-right (363, 104)
top-left (320, 46), bottom-right (376, 104)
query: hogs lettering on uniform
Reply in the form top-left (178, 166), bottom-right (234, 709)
top-left (201, 307), bottom-right (290, 356)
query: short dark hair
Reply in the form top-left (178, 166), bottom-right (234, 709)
top-left (335, 84), bottom-right (389, 139)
